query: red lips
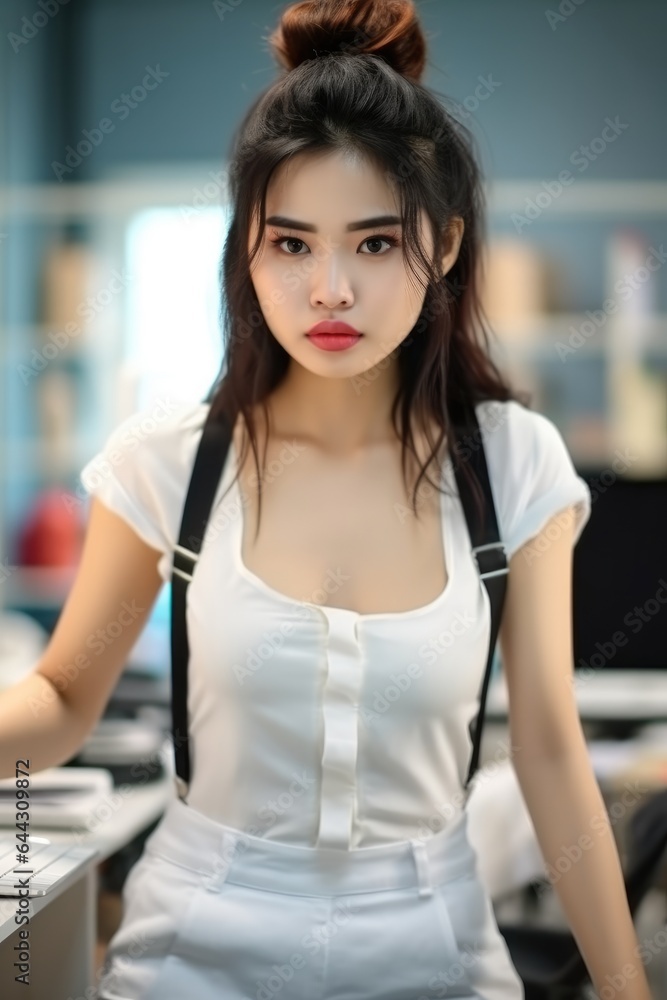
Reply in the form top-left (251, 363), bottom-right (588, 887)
top-left (307, 321), bottom-right (362, 336)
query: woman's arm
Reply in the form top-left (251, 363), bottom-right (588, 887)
top-left (498, 506), bottom-right (654, 1000)
top-left (0, 498), bottom-right (164, 779)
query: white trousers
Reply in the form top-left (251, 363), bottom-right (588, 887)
top-left (97, 796), bottom-right (524, 1000)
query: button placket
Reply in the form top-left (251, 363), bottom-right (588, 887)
top-left (312, 606), bottom-right (363, 850)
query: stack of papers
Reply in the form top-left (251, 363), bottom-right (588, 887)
top-left (0, 767), bottom-right (114, 828)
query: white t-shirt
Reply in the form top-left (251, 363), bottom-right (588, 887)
top-left (80, 396), bottom-right (592, 849)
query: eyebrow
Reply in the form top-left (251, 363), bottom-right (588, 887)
top-left (265, 214), bottom-right (403, 233)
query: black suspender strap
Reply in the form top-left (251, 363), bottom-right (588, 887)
top-left (170, 405), bottom-right (231, 801)
top-left (169, 400), bottom-right (509, 806)
top-left (451, 403), bottom-right (509, 800)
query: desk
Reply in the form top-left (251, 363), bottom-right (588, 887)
top-left (487, 669), bottom-right (667, 723)
top-left (0, 848), bottom-right (99, 1000)
top-left (0, 773), bottom-right (174, 1000)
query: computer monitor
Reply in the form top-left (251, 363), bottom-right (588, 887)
top-left (572, 471), bottom-right (667, 673)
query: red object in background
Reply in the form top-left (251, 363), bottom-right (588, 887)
top-left (17, 488), bottom-right (83, 568)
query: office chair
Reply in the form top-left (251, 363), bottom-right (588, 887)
top-left (497, 786), bottom-right (667, 1000)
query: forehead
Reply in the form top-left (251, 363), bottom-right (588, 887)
top-left (265, 148), bottom-right (400, 219)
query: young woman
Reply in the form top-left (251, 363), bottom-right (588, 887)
top-left (1, 1), bottom-right (653, 998)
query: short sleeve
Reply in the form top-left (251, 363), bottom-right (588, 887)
top-left (475, 399), bottom-right (592, 561)
top-left (79, 399), bottom-right (211, 582)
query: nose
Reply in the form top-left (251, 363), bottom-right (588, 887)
top-left (309, 253), bottom-right (354, 309)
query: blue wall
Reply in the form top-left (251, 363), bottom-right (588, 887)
top-left (3, 0), bottom-right (666, 181)
top-left (4, 0), bottom-right (665, 319)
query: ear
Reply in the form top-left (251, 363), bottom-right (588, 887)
top-left (441, 216), bottom-right (465, 276)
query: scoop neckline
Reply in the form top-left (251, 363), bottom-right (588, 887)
top-left (227, 436), bottom-right (455, 622)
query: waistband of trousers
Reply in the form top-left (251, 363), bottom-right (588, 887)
top-left (141, 796), bottom-right (476, 898)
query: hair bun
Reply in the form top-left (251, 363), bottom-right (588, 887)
top-left (269, 0), bottom-right (427, 83)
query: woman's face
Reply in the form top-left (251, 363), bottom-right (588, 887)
top-left (247, 149), bottom-right (463, 379)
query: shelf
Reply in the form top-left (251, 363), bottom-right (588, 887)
top-left (489, 313), bottom-right (667, 358)
top-left (0, 323), bottom-right (121, 344)
top-left (2, 178), bottom-right (667, 220)
top-left (484, 180), bottom-right (667, 216)
top-left (0, 174), bottom-right (229, 219)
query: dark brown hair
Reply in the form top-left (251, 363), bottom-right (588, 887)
top-left (203, 0), bottom-right (531, 538)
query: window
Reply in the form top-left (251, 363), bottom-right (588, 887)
top-left (124, 205), bottom-right (230, 408)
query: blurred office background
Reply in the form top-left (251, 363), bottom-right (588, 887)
top-left (4, 0), bottom-right (666, 677)
top-left (1, 0), bottom-right (667, 992)
top-left (2, 0), bottom-right (667, 626)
